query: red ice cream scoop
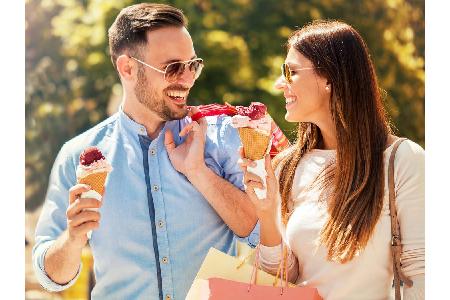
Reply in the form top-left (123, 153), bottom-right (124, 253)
top-left (235, 102), bottom-right (267, 120)
top-left (79, 146), bottom-right (105, 166)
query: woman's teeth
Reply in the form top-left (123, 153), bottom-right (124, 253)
top-left (286, 97), bottom-right (297, 104)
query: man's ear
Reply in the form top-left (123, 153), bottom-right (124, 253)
top-left (116, 55), bottom-right (134, 80)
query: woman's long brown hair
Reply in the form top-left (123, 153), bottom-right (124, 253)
top-left (273, 20), bottom-right (391, 263)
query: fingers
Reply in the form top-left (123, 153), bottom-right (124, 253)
top-left (188, 105), bottom-right (207, 132)
top-left (179, 122), bottom-right (194, 137)
top-left (66, 195), bottom-right (102, 241)
top-left (239, 146), bottom-right (244, 158)
top-left (68, 210), bottom-right (101, 228)
top-left (164, 130), bottom-right (176, 152)
top-left (187, 105), bottom-right (200, 117)
top-left (265, 154), bottom-right (275, 178)
top-left (238, 148), bottom-right (257, 170)
top-left (245, 185), bottom-right (259, 206)
top-left (68, 184), bottom-right (92, 205)
top-left (243, 170), bottom-right (264, 187)
top-left (190, 106), bottom-right (208, 130)
top-left (246, 179), bottom-right (264, 190)
top-left (66, 198), bottom-right (102, 219)
top-left (70, 221), bottom-right (99, 239)
top-left (238, 158), bottom-right (257, 170)
top-left (180, 121), bottom-right (201, 137)
top-left (180, 120), bottom-right (206, 147)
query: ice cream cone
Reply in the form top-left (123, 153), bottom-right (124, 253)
top-left (78, 171), bottom-right (108, 196)
top-left (238, 127), bottom-right (271, 160)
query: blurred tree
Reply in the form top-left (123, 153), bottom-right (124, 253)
top-left (26, 0), bottom-right (424, 211)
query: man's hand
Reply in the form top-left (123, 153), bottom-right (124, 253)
top-left (43, 183), bottom-right (102, 285)
top-left (164, 107), bottom-right (208, 177)
top-left (66, 184), bottom-right (102, 248)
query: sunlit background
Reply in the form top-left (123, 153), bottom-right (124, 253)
top-left (25, 0), bottom-right (424, 298)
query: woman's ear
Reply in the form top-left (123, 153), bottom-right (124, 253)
top-left (325, 80), bottom-right (332, 93)
top-left (116, 55), bottom-right (134, 80)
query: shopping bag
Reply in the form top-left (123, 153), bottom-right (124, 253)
top-left (186, 245), bottom-right (322, 299)
top-left (197, 277), bottom-right (321, 300)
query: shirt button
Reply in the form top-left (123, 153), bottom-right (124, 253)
top-left (150, 148), bottom-right (156, 155)
top-left (140, 127), bottom-right (146, 134)
top-left (162, 256), bottom-right (169, 264)
top-left (165, 295), bottom-right (171, 300)
top-left (158, 220), bottom-right (165, 228)
top-left (153, 185), bottom-right (159, 192)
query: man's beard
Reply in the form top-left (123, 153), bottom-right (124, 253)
top-left (134, 66), bottom-right (188, 121)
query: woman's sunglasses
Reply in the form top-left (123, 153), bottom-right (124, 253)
top-left (130, 56), bottom-right (204, 83)
top-left (281, 63), bottom-right (319, 83)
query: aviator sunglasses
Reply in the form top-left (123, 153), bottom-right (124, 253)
top-left (130, 56), bottom-right (204, 83)
top-left (281, 63), bottom-right (319, 83)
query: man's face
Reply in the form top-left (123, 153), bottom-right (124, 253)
top-left (134, 26), bottom-right (198, 121)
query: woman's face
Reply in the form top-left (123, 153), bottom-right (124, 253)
top-left (275, 47), bottom-right (331, 125)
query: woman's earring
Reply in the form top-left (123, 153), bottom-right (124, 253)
top-left (325, 86), bottom-right (330, 92)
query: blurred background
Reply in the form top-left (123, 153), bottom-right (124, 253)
top-left (25, 0), bottom-right (424, 298)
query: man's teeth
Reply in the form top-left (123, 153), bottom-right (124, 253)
top-left (286, 97), bottom-right (297, 104)
top-left (167, 91), bottom-right (187, 98)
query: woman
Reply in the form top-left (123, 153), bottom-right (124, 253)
top-left (240, 20), bottom-right (424, 299)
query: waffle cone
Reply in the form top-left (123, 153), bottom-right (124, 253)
top-left (238, 127), bottom-right (271, 160)
top-left (78, 171), bottom-right (108, 196)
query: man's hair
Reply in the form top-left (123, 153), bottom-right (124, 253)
top-left (108, 3), bottom-right (187, 69)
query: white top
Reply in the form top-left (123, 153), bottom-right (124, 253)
top-left (259, 140), bottom-right (425, 300)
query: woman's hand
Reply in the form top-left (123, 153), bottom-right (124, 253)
top-left (239, 147), bottom-right (283, 246)
top-left (238, 147), bottom-right (280, 219)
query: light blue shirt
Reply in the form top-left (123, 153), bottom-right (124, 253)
top-left (33, 107), bottom-right (259, 299)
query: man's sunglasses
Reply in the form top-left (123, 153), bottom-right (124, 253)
top-left (281, 63), bottom-right (319, 83)
top-left (130, 56), bottom-right (204, 83)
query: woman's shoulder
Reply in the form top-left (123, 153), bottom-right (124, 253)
top-left (386, 136), bottom-right (424, 161)
top-left (386, 137), bottom-right (424, 181)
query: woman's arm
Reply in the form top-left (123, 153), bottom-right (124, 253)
top-left (394, 140), bottom-right (425, 299)
top-left (239, 151), bottom-right (300, 283)
top-left (259, 243), bottom-right (299, 283)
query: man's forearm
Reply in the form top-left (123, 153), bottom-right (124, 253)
top-left (187, 165), bottom-right (257, 237)
top-left (44, 230), bottom-right (83, 285)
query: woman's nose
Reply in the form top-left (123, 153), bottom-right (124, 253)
top-left (274, 75), bottom-right (287, 90)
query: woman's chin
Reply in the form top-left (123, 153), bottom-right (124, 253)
top-left (285, 112), bottom-right (300, 123)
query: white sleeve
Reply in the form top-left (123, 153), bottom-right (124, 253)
top-left (258, 243), bottom-right (299, 283)
top-left (403, 274), bottom-right (425, 300)
top-left (394, 140), bottom-right (425, 279)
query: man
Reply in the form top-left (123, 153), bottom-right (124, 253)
top-left (32, 3), bottom-right (258, 299)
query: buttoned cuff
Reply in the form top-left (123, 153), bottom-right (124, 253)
top-left (236, 222), bottom-right (260, 248)
top-left (259, 243), bottom-right (283, 264)
top-left (33, 240), bottom-right (82, 292)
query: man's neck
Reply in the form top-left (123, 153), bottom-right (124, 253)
top-left (122, 98), bottom-right (166, 140)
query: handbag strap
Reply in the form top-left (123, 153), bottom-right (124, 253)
top-left (388, 138), bottom-right (413, 300)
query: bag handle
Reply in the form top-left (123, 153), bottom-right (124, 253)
top-left (388, 138), bottom-right (413, 300)
top-left (238, 242), bottom-right (290, 295)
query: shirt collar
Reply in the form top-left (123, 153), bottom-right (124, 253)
top-left (118, 105), bottom-right (149, 136)
top-left (118, 105), bottom-right (188, 145)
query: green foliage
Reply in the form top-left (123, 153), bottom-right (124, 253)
top-left (25, 0), bottom-right (424, 210)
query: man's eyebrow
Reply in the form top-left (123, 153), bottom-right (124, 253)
top-left (161, 55), bottom-right (198, 65)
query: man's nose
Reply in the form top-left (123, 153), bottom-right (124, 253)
top-left (176, 66), bottom-right (196, 87)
